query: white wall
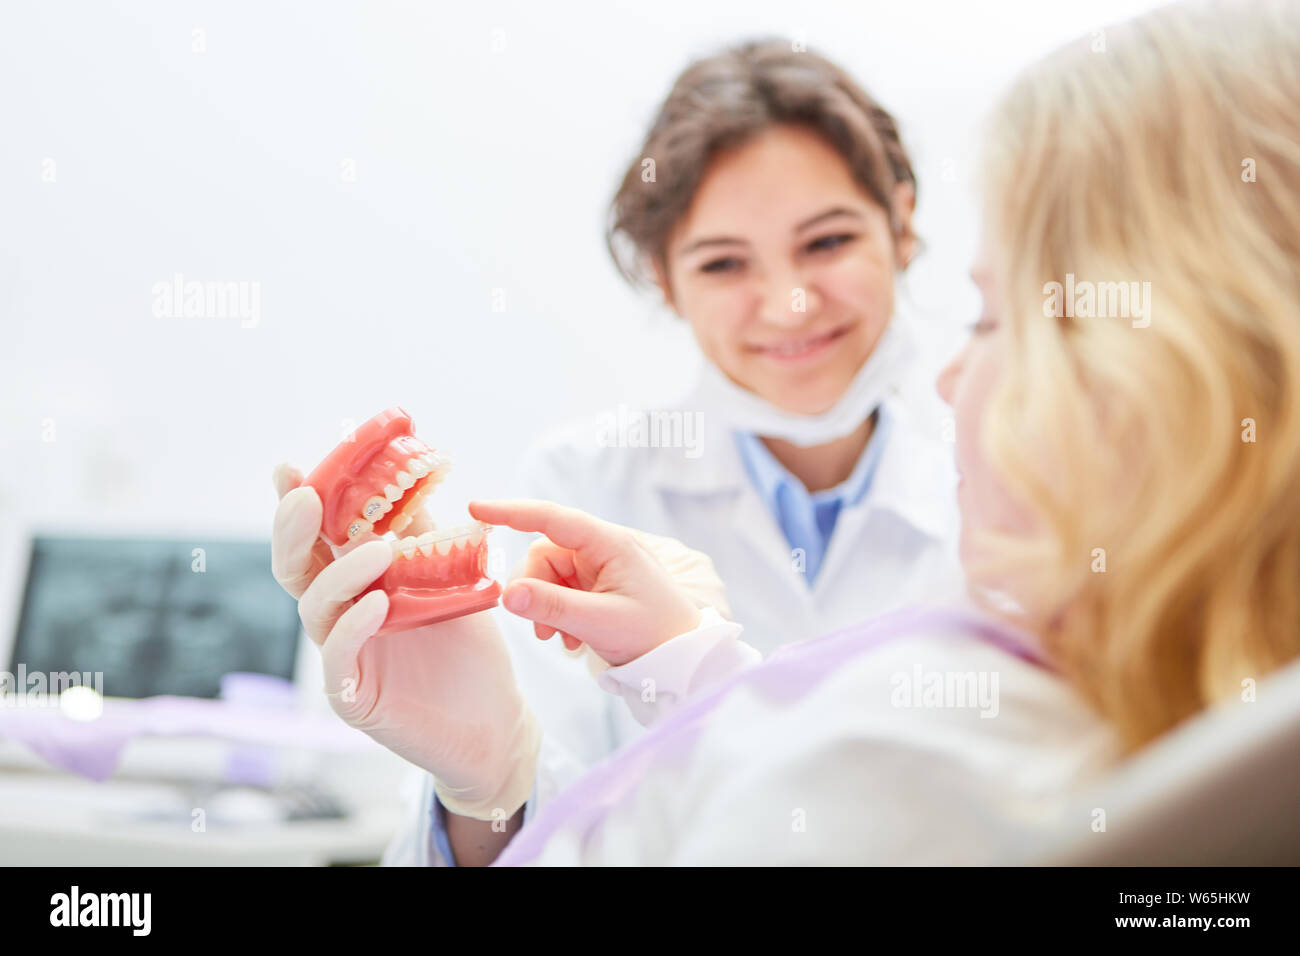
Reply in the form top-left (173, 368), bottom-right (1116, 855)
top-left (0, 0), bottom-right (1168, 649)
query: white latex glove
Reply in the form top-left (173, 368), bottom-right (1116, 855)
top-left (271, 464), bottom-right (539, 821)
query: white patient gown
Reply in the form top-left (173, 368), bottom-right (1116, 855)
top-left (494, 605), bottom-right (1120, 866)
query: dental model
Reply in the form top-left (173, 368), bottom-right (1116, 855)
top-left (303, 407), bottom-right (501, 636)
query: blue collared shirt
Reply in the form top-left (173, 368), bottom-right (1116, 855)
top-left (734, 406), bottom-right (893, 585)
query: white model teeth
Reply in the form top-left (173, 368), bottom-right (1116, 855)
top-left (416, 532), bottom-right (435, 556)
top-left (350, 449), bottom-right (459, 543)
top-left (432, 520), bottom-right (491, 545)
top-left (387, 522), bottom-right (492, 559)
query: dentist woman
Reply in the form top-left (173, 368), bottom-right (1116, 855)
top-left (445, 40), bottom-right (964, 860)
top-left (274, 41), bottom-right (960, 864)
top-left (525, 41), bottom-right (960, 667)
top-left (486, 40), bottom-right (963, 807)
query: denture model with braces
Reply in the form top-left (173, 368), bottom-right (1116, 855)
top-left (302, 406), bottom-right (501, 636)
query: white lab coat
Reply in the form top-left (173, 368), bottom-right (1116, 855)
top-left (383, 391), bottom-right (967, 865)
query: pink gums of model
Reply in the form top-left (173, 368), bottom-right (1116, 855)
top-left (302, 407), bottom-right (500, 636)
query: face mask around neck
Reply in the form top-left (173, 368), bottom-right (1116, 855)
top-left (691, 317), bottom-right (917, 447)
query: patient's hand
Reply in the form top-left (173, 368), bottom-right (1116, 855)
top-left (469, 499), bottom-right (712, 665)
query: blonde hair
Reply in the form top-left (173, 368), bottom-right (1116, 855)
top-left (978, 0), bottom-right (1300, 750)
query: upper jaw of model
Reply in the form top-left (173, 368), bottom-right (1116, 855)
top-left (304, 407), bottom-right (454, 547)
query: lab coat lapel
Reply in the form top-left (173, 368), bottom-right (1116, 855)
top-left (812, 501), bottom-right (872, 599)
top-left (647, 402), bottom-right (812, 607)
top-left (813, 398), bottom-right (958, 597)
top-left (728, 480), bottom-right (809, 594)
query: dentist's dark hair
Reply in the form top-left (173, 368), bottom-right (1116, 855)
top-left (607, 39), bottom-right (918, 290)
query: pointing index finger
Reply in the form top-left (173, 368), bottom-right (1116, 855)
top-left (469, 499), bottom-right (623, 563)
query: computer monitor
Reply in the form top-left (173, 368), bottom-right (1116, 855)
top-left (9, 536), bottom-right (301, 699)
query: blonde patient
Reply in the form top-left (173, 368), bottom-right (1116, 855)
top-left (272, 0), bottom-right (1300, 864)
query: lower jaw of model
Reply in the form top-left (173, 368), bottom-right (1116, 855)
top-left (369, 520), bottom-right (500, 636)
top-left (303, 408), bottom-right (502, 636)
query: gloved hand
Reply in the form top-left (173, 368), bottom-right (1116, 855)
top-left (271, 464), bottom-right (540, 821)
top-left (572, 526), bottom-right (734, 681)
top-left (469, 498), bottom-right (727, 666)
top-left (624, 527), bottom-right (733, 619)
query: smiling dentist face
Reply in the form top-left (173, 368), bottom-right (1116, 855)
top-left (659, 124), bottom-right (915, 415)
top-left (935, 250), bottom-right (1037, 573)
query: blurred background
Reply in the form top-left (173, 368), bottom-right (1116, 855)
top-left (0, 0), bottom-right (1167, 864)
